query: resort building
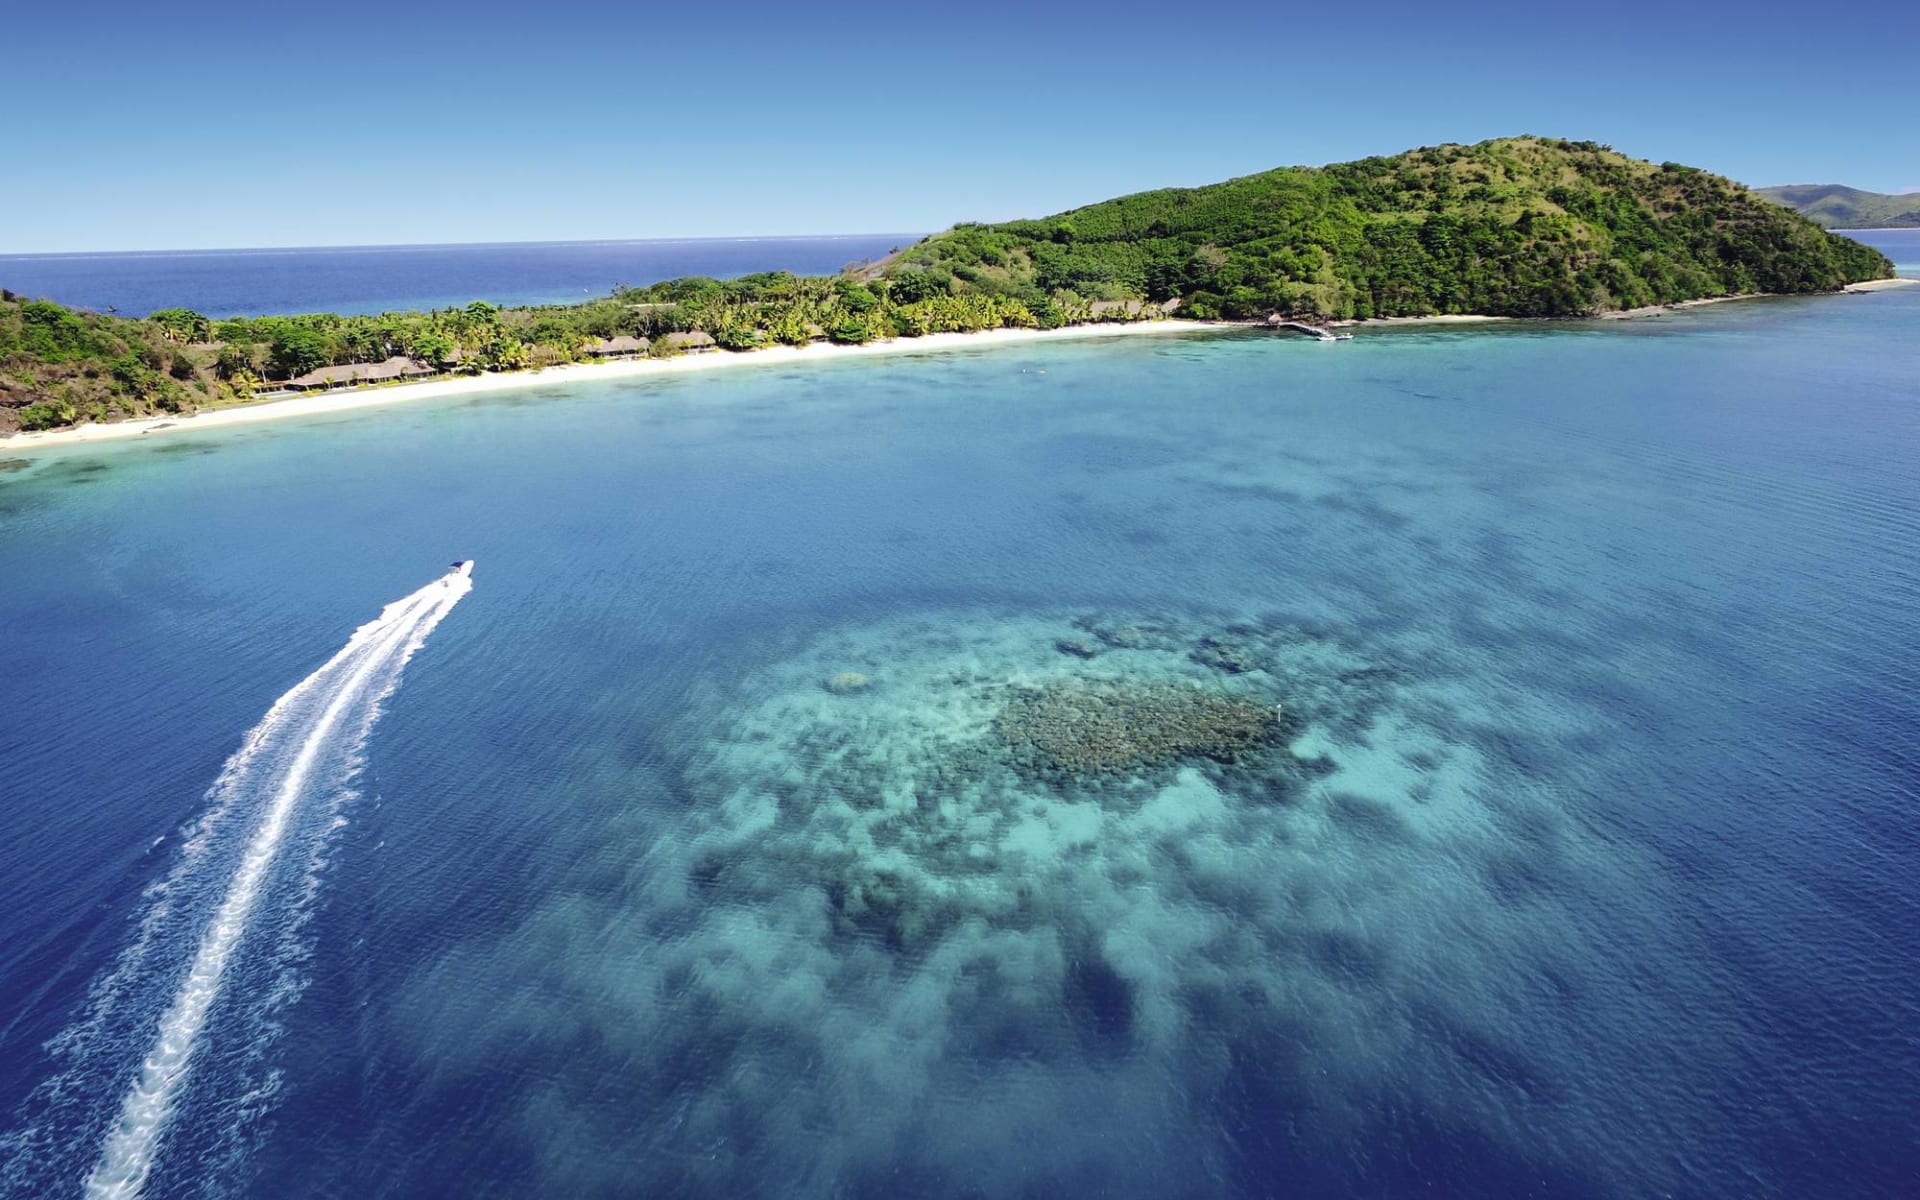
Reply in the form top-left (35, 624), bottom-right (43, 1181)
top-left (282, 356), bottom-right (437, 391)
top-left (585, 336), bottom-right (651, 358)
top-left (661, 330), bottom-right (717, 352)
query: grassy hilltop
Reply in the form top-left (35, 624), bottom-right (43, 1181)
top-left (2, 136), bottom-right (1893, 434)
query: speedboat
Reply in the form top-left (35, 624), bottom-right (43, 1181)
top-left (444, 560), bottom-right (474, 586)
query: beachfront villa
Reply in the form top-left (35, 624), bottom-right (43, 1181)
top-left (661, 330), bottom-right (717, 352)
top-left (585, 335), bottom-right (650, 358)
top-left (282, 356), bottom-right (437, 391)
top-left (276, 330), bottom-right (721, 394)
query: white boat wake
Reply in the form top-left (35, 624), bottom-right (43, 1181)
top-left (0, 564), bottom-right (472, 1199)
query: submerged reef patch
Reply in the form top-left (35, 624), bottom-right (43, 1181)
top-left (664, 610), bottom-right (1432, 973)
top-left (822, 670), bottom-right (871, 695)
top-left (995, 679), bottom-right (1285, 777)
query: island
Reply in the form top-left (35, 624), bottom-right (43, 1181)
top-left (1, 136), bottom-right (1896, 436)
top-left (1757, 184), bottom-right (1920, 230)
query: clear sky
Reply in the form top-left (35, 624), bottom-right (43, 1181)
top-left (4, 0), bottom-right (1915, 253)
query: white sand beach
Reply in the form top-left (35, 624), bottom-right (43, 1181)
top-left (1, 321), bottom-right (1216, 453)
top-left (1844, 276), bottom-right (1920, 292)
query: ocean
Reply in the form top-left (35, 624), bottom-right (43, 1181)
top-left (1854, 227), bottom-right (1920, 273)
top-left (2, 249), bottom-right (1918, 1197)
top-left (0, 235), bottom-right (917, 318)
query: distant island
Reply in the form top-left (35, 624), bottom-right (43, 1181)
top-left (1, 136), bottom-right (1894, 435)
top-left (1756, 184), bottom-right (1920, 230)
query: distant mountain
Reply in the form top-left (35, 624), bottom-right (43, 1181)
top-left (1757, 185), bottom-right (1920, 229)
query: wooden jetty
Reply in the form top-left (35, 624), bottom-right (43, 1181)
top-left (1265, 317), bottom-right (1353, 342)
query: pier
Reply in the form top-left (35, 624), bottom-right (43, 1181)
top-left (1265, 318), bottom-right (1353, 342)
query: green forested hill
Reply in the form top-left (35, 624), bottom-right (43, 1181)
top-left (1756, 184), bottom-right (1920, 230)
top-left (887, 137), bottom-right (1891, 319)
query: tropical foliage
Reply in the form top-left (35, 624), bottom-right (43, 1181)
top-left (890, 137), bottom-right (1892, 320)
top-left (0, 291), bottom-right (224, 431)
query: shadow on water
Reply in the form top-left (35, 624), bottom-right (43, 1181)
top-left (460, 387), bottom-right (573, 410)
top-left (1031, 431), bottom-right (1188, 472)
top-left (30, 459), bottom-right (114, 486)
top-left (1315, 488), bottom-right (1412, 532)
top-left (145, 440), bottom-right (220, 458)
top-left (1061, 940), bottom-right (1137, 1055)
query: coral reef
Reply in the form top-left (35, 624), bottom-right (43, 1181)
top-left (994, 680), bottom-right (1285, 777)
top-left (676, 609), bottom-right (1410, 969)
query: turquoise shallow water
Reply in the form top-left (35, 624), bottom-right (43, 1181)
top-left (3, 287), bottom-right (1919, 1197)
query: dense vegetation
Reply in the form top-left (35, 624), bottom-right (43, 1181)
top-left (890, 137), bottom-right (1891, 320)
top-left (0, 292), bottom-right (226, 431)
top-left (2, 137), bottom-right (1892, 434)
top-left (0, 277), bottom-right (1102, 433)
top-left (1757, 184), bottom-right (1920, 229)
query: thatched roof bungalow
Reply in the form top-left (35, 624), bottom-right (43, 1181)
top-left (586, 335), bottom-right (651, 357)
top-left (283, 356), bottom-right (436, 391)
top-left (662, 330), bottom-right (716, 352)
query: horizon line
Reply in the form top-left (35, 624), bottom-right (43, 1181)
top-left (0, 232), bottom-right (930, 261)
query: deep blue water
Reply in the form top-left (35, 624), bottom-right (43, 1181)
top-left (1852, 227), bottom-right (1920, 273)
top-left (0, 235), bottom-right (915, 318)
top-left (2, 287), bottom-right (1919, 1197)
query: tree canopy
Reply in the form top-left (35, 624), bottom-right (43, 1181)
top-left (886, 137), bottom-right (1892, 319)
top-left (0, 293), bottom-right (220, 430)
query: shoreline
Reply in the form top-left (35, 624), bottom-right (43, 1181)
top-left (1334, 313), bottom-right (1511, 328)
top-left (1, 321), bottom-right (1215, 453)
top-left (1599, 293), bottom-right (1769, 320)
top-left (1339, 278), bottom-right (1918, 328)
top-left (7, 280), bottom-right (1914, 454)
top-left (1600, 277), bottom-right (1917, 319)
top-left (1842, 276), bottom-right (1920, 291)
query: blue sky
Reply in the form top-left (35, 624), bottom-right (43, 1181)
top-left (4, 0), bottom-right (1915, 252)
